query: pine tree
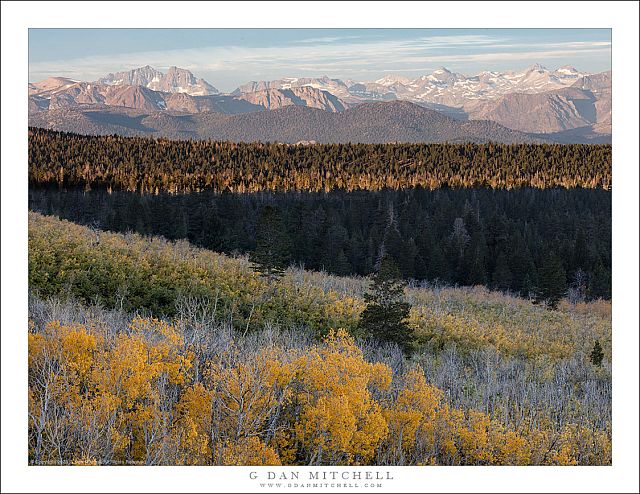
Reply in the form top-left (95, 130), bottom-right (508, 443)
top-left (492, 251), bottom-right (513, 291)
top-left (383, 223), bottom-right (409, 275)
top-left (590, 340), bottom-right (604, 367)
top-left (589, 259), bottom-right (611, 299)
top-left (358, 256), bottom-right (413, 352)
top-left (427, 243), bottom-right (449, 283)
top-left (332, 249), bottom-right (351, 276)
top-left (535, 250), bottom-right (567, 309)
top-left (465, 232), bottom-right (488, 286)
top-left (572, 229), bottom-right (590, 273)
top-left (249, 206), bottom-right (290, 282)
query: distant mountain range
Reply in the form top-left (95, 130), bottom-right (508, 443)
top-left (28, 66), bottom-right (347, 114)
top-left (28, 64), bottom-right (612, 143)
top-left (233, 64), bottom-right (588, 106)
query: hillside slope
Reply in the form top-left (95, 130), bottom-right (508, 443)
top-left (29, 211), bottom-right (610, 360)
top-left (29, 100), bottom-right (545, 144)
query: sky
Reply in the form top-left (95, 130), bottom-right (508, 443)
top-left (29, 28), bottom-right (612, 92)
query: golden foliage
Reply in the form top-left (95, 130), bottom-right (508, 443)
top-left (205, 349), bottom-right (294, 443)
top-left (172, 383), bottom-right (212, 465)
top-left (219, 437), bottom-right (282, 466)
top-left (291, 330), bottom-right (391, 465)
top-left (29, 319), bottom-right (611, 466)
top-left (383, 366), bottom-right (443, 462)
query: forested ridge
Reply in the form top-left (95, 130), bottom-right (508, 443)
top-left (31, 187), bottom-right (611, 300)
top-left (28, 213), bottom-right (611, 465)
top-left (28, 128), bottom-right (611, 193)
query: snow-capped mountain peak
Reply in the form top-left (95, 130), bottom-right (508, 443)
top-left (375, 74), bottom-right (411, 87)
top-left (557, 65), bottom-right (579, 75)
top-left (527, 63), bottom-right (548, 72)
top-left (97, 65), bottom-right (219, 96)
top-left (432, 67), bottom-right (451, 75)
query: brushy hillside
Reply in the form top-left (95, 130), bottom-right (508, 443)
top-left (28, 212), bottom-right (611, 465)
top-left (29, 212), bottom-right (611, 360)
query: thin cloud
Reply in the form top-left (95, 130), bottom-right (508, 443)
top-left (29, 32), bottom-right (611, 91)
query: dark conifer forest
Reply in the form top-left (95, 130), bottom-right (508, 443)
top-left (29, 186), bottom-right (611, 300)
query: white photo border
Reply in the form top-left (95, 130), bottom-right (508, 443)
top-left (2, 1), bottom-right (638, 493)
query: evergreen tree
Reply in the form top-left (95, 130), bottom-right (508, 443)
top-left (590, 340), bottom-right (604, 367)
top-left (332, 249), bottom-right (352, 276)
top-left (413, 254), bottom-right (428, 281)
top-left (589, 259), bottom-right (611, 299)
top-left (347, 230), bottom-right (367, 275)
top-left (535, 250), bottom-right (567, 309)
top-left (249, 206), bottom-right (290, 282)
top-left (572, 229), bottom-right (590, 273)
top-left (358, 256), bottom-right (413, 352)
top-left (384, 225), bottom-right (412, 278)
top-left (321, 223), bottom-right (349, 274)
top-left (29, 129), bottom-right (612, 193)
top-left (521, 272), bottom-right (536, 299)
top-left (465, 231), bottom-right (488, 286)
top-left (492, 251), bottom-right (513, 291)
top-left (428, 244), bottom-right (449, 282)
top-left (508, 233), bottom-right (533, 293)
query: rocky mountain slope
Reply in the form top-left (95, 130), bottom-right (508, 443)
top-left (469, 87), bottom-right (599, 133)
top-left (98, 65), bottom-right (218, 96)
top-left (466, 72), bottom-right (612, 135)
top-left (28, 76), bottom-right (77, 95)
top-left (233, 76), bottom-right (353, 101)
top-left (28, 82), bottom-right (166, 112)
top-left (235, 87), bottom-right (347, 112)
top-left (28, 80), bottom-right (346, 114)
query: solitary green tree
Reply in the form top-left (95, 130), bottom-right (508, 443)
top-left (358, 256), bottom-right (413, 352)
top-left (590, 340), bottom-right (604, 367)
top-left (249, 206), bottom-right (290, 282)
